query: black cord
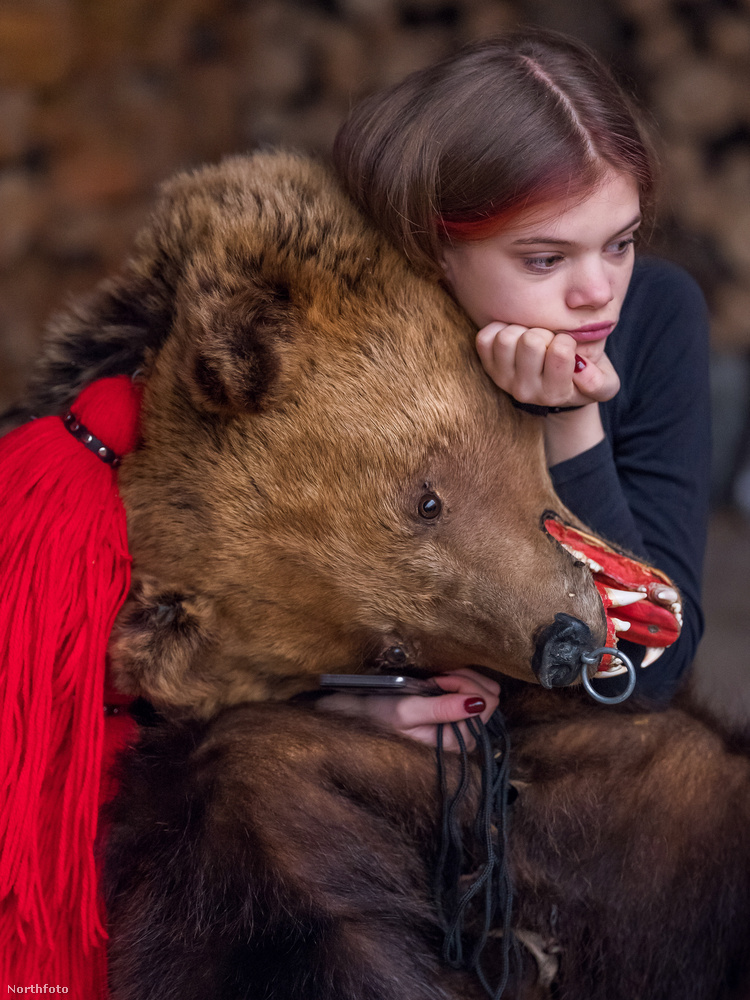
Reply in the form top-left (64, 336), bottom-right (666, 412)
top-left (433, 711), bottom-right (520, 998)
top-left (434, 721), bottom-right (470, 951)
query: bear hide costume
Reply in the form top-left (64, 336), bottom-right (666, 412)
top-left (4, 154), bottom-right (743, 1000)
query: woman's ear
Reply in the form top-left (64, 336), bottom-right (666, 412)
top-left (439, 246), bottom-right (457, 286)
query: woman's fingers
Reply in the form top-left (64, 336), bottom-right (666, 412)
top-left (513, 327), bottom-right (555, 395)
top-left (476, 322), bottom-right (621, 407)
top-left (398, 691), bottom-right (487, 726)
top-left (316, 668), bottom-right (500, 751)
top-left (476, 323), bottom-right (522, 391)
top-left (318, 689), bottom-right (492, 730)
top-left (478, 324), bottom-right (577, 404)
top-left (541, 333), bottom-right (578, 401)
top-left (572, 348), bottom-right (621, 402)
top-left (432, 667), bottom-right (500, 697)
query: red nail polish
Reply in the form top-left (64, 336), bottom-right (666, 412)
top-left (574, 355), bottom-right (587, 373)
top-left (464, 697), bottom-right (486, 715)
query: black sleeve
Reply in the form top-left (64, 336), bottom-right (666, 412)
top-left (549, 259), bottom-right (711, 703)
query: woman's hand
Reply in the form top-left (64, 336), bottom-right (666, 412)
top-left (316, 668), bottom-right (500, 751)
top-left (475, 323), bottom-right (620, 408)
top-left (475, 322), bottom-right (620, 465)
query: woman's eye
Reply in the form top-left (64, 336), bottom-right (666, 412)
top-left (523, 254), bottom-right (563, 273)
top-left (418, 493), bottom-right (442, 519)
top-left (607, 236), bottom-right (636, 256)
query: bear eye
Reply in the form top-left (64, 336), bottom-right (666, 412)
top-left (418, 493), bottom-right (442, 519)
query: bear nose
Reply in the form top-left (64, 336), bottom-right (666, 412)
top-left (532, 612), bottom-right (594, 688)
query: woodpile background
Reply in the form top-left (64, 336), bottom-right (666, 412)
top-left (1, 0), bottom-right (749, 405)
top-left (0, 0), bottom-right (749, 719)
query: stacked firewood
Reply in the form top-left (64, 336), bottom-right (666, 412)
top-left (619, 0), bottom-right (750, 350)
top-left (0, 0), bottom-right (748, 410)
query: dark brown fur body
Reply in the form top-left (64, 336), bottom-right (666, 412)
top-left (105, 704), bottom-right (490, 1000)
top-left (9, 152), bottom-right (749, 998)
top-left (105, 689), bottom-right (750, 1000)
top-left (505, 684), bottom-right (750, 999)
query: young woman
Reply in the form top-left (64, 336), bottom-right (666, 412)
top-left (322, 28), bottom-right (711, 744)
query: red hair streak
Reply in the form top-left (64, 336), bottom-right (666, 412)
top-left (438, 166), bottom-right (635, 245)
top-left (438, 197), bottom-right (539, 242)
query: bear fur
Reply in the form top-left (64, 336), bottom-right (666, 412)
top-left (12, 152), bottom-right (750, 999)
top-left (104, 687), bottom-right (750, 1000)
top-left (18, 151), bottom-right (608, 718)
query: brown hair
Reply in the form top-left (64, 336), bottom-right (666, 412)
top-left (333, 29), bottom-right (658, 273)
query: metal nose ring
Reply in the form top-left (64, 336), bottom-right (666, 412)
top-left (580, 647), bottom-right (637, 705)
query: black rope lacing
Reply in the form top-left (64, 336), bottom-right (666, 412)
top-left (433, 710), bottom-right (521, 999)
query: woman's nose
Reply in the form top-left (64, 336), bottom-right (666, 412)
top-left (566, 261), bottom-right (614, 310)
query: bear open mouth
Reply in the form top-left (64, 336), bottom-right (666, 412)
top-left (543, 514), bottom-right (682, 678)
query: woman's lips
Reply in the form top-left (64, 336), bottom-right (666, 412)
top-left (558, 322), bottom-right (615, 343)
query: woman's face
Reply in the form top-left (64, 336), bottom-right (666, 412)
top-left (440, 171), bottom-right (641, 363)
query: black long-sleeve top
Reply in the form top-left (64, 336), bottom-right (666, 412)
top-left (549, 256), bottom-right (711, 703)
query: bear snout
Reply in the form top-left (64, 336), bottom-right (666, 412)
top-left (531, 612), bottom-right (596, 688)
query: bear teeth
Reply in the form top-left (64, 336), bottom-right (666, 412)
top-left (641, 646), bottom-right (666, 668)
top-left (604, 587), bottom-right (647, 607)
top-left (594, 661), bottom-right (628, 678)
top-left (559, 543), bottom-right (603, 575)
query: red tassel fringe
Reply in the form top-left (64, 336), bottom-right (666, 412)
top-left (0, 377), bottom-right (141, 995)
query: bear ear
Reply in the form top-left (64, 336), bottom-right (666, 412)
top-left (109, 577), bottom-right (219, 713)
top-left (181, 282), bottom-right (298, 414)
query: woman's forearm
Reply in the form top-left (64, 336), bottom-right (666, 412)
top-left (544, 402), bottom-right (605, 466)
